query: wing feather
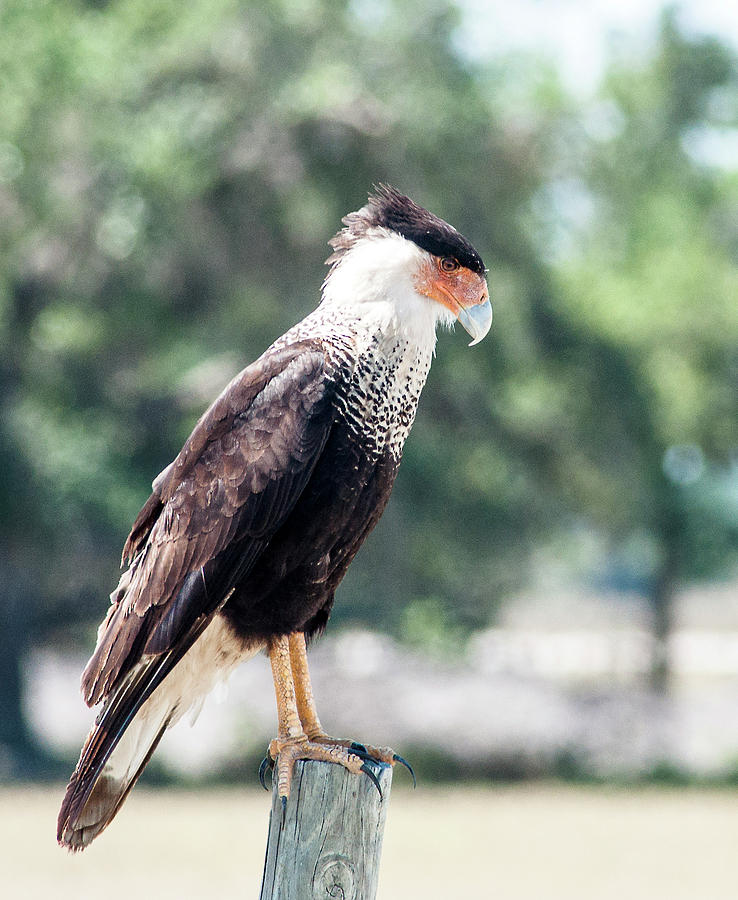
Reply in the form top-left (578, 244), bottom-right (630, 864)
top-left (83, 341), bottom-right (337, 705)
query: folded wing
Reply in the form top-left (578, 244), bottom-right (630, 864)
top-left (58, 340), bottom-right (338, 848)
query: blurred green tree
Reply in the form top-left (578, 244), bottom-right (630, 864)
top-left (0, 0), bottom-right (736, 773)
top-left (545, 12), bottom-right (738, 688)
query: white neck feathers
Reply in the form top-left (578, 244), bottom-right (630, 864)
top-left (320, 230), bottom-right (452, 351)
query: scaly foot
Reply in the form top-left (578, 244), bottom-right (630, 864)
top-left (309, 733), bottom-right (416, 787)
top-left (263, 635), bottom-right (415, 809)
top-left (259, 735), bottom-right (415, 800)
top-left (260, 736), bottom-right (385, 806)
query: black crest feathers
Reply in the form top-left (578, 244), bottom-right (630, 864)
top-left (327, 184), bottom-right (486, 275)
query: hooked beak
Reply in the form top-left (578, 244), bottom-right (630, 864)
top-left (457, 295), bottom-right (492, 346)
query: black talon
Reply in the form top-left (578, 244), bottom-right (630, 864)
top-left (258, 754), bottom-right (274, 791)
top-left (392, 753), bottom-right (417, 789)
top-left (360, 763), bottom-right (383, 800)
top-left (348, 744), bottom-right (374, 763)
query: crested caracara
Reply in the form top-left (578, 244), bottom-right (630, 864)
top-left (58, 185), bottom-right (491, 850)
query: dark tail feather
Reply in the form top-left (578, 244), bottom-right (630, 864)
top-left (57, 609), bottom-right (216, 850)
top-left (57, 719), bottom-right (170, 851)
top-left (57, 653), bottom-right (178, 851)
top-left (59, 558), bottom-right (252, 850)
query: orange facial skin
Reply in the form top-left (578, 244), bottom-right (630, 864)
top-left (414, 256), bottom-right (489, 318)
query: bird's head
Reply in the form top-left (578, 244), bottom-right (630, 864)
top-left (322, 185), bottom-right (492, 346)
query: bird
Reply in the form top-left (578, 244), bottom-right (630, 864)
top-left (57, 185), bottom-right (491, 850)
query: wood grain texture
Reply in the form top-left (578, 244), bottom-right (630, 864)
top-left (260, 760), bottom-right (393, 900)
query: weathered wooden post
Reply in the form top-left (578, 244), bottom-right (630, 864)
top-left (260, 759), bottom-right (393, 900)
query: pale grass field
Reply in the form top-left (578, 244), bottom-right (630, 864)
top-left (2, 783), bottom-right (738, 899)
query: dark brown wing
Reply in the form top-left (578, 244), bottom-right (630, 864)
top-left (82, 339), bottom-right (337, 706)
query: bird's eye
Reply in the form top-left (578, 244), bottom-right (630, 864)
top-left (440, 257), bottom-right (459, 273)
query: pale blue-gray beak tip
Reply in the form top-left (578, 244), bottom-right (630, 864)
top-left (457, 297), bottom-right (493, 346)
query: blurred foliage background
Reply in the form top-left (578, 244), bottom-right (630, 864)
top-left (0, 0), bottom-right (736, 777)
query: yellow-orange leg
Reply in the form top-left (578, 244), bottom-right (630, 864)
top-left (287, 632), bottom-right (414, 782)
top-left (267, 635), bottom-right (373, 804)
